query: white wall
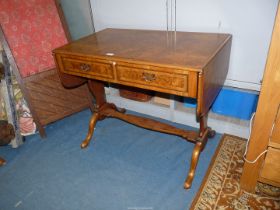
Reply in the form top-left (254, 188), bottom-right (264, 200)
top-left (90, 0), bottom-right (279, 91)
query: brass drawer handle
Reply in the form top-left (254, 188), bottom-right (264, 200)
top-left (80, 63), bottom-right (91, 71)
top-left (142, 72), bottom-right (156, 82)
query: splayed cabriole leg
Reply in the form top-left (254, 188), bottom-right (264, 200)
top-left (184, 142), bottom-right (203, 189)
top-left (81, 112), bottom-right (99, 149)
top-left (184, 114), bottom-right (215, 189)
top-left (184, 127), bottom-right (210, 189)
top-left (80, 80), bottom-right (106, 148)
top-left (80, 104), bottom-right (127, 149)
top-left (81, 80), bottom-right (127, 148)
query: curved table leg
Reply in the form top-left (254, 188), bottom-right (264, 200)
top-left (184, 120), bottom-right (210, 189)
top-left (184, 142), bottom-right (203, 189)
top-left (81, 112), bottom-right (99, 149)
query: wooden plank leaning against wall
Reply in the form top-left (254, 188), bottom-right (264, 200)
top-left (240, 2), bottom-right (280, 192)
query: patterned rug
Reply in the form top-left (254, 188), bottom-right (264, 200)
top-left (190, 134), bottom-right (280, 210)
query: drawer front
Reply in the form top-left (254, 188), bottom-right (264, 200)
top-left (116, 65), bottom-right (189, 94)
top-left (61, 57), bottom-right (114, 80)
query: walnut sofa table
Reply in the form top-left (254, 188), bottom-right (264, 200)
top-left (53, 28), bottom-right (232, 189)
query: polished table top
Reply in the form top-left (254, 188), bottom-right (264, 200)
top-left (54, 28), bottom-right (231, 71)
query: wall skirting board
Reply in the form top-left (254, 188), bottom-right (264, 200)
top-left (225, 79), bottom-right (261, 91)
top-left (106, 87), bottom-right (251, 139)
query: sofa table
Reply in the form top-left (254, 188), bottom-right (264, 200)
top-left (53, 28), bottom-right (232, 189)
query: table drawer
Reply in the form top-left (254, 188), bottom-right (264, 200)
top-left (61, 57), bottom-right (114, 80)
top-left (116, 65), bottom-right (190, 95)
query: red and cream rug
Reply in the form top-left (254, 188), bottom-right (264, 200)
top-left (190, 134), bottom-right (280, 210)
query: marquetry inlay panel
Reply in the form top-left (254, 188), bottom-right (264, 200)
top-left (116, 65), bottom-right (188, 93)
top-left (62, 58), bottom-right (114, 79)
